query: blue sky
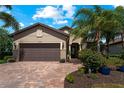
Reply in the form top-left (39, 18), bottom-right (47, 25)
top-left (0, 5), bottom-right (115, 33)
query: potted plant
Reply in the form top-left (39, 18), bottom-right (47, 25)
top-left (117, 65), bottom-right (124, 72)
top-left (99, 65), bottom-right (111, 75)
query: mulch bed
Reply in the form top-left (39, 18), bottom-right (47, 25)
top-left (64, 71), bottom-right (124, 88)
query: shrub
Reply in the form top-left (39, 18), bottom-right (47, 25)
top-left (7, 58), bottom-right (16, 63)
top-left (89, 73), bottom-right (98, 80)
top-left (106, 57), bottom-right (124, 67)
top-left (79, 49), bottom-right (106, 73)
top-left (4, 56), bottom-right (13, 61)
top-left (0, 60), bottom-right (6, 64)
top-left (77, 67), bottom-right (85, 75)
top-left (120, 50), bottom-right (124, 60)
top-left (65, 74), bottom-right (74, 83)
top-left (60, 59), bottom-right (65, 63)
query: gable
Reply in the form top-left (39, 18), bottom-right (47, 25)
top-left (12, 23), bottom-right (69, 42)
top-left (13, 25), bottom-right (68, 43)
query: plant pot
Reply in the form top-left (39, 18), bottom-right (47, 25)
top-left (117, 66), bottom-right (124, 72)
top-left (99, 66), bottom-right (111, 75)
top-left (91, 67), bottom-right (97, 73)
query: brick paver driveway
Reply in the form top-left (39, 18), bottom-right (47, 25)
top-left (0, 61), bottom-right (81, 88)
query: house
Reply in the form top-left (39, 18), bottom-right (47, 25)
top-left (107, 33), bottom-right (124, 54)
top-left (11, 23), bottom-right (86, 61)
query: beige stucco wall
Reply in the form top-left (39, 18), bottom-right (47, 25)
top-left (69, 35), bottom-right (82, 44)
top-left (13, 26), bottom-right (67, 60)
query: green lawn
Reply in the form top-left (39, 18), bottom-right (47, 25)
top-left (92, 83), bottom-right (124, 88)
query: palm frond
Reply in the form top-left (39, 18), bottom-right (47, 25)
top-left (0, 5), bottom-right (12, 10)
top-left (0, 12), bottom-right (20, 30)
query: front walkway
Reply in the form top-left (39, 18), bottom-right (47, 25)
top-left (0, 61), bottom-right (81, 88)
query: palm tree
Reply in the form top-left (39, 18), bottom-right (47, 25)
top-left (114, 6), bottom-right (124, 47)
top-left (101, 10), bottom-right (121, 56)
top-left (72, 5), bottom-right (104, 52)
top-left (0, 27), bottom-right (13, 59)
top-left (0, 5), bottom-right (20, 30)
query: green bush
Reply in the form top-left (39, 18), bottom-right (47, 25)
top-left (65, 74), bottom-right (74, 83)
top-left (7, 58), bottom-right (16, 63)
top-left (106, 57), bottom-right (124, 67)
top-left (77, 67), bottom-right (85, 75)
top-left (89, 73), bottom-right (98, 80)
top-left (79, 49), bottom-right (106, 73)
top-left (4, 56), bottom-right (13, 61)
top-left (0, 60), bottom-right (6, 64)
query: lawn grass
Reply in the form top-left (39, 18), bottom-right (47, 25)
top-left (92, 83), bottom-right (124, 88)
top-left (106, 57), bottom-right (124, 67)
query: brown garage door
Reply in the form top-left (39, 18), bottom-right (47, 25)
top-left (20, 43), bottom-right (60, 61)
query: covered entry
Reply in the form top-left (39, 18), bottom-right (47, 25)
top-left (71, 43), bottom-right (79, 58)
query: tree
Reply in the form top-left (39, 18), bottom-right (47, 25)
top-left (101, 10), bottom-right (121, 56)
top-left (72, 6), bottom-right (104, 52)
top-left (114, 6), bottom-right (124, 47)
top-left (0, 28), bottom-right (13, 59)
top-left (0, 5), bottom-right (20, 30)
top-left (0, 5), bottom-right (20, 59)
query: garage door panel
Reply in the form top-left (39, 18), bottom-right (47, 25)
top-left (20, 43), bottom-right (60, 61)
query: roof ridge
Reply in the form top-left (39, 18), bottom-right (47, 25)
top-left (10, 22), bottom-right (69, 37)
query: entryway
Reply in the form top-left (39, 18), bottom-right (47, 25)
top-left (71, 43), bottom-right (79, 58)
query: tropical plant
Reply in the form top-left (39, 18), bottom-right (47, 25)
top-left (0, 5), bottom-right (20, 30)
top-left (0, 28), bottom-right (13, 59)
top-left (79, 49), bottom-right (106, 73)
top-left (114, 6), bottom-right (124, 47)
top-left (72, 5), bottom-right (104, 52)
top-left (101, 10), bottom-right (121, 56)
top-left (65, 74), bottom-right (74, 83)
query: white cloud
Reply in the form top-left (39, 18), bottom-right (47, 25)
top-left (32, 6), bottom-right (63, 20)
top-left (32, 5), bottom-right (76, 25)
top-left (49, 25), bottom-right (54, 27)
top-left (0, 7), bottom-right (11, 14)
top-left (30, 22), bottom-right (34, 25)
top-left (113, 5), bottom-right (124, 8)
top-left (53, 20), bottom-right (68, 24)
top-left (19, 22), bottom-right (24, 27)
top-left (63, 5), bottom-right (76, 18)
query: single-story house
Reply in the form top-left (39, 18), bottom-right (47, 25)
top-left (11, 23), bottom-right (86, 61)
top-left (107, 34), bottom-right (124, 54)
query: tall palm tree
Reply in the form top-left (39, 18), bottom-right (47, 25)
top-left (0, 5), bottom-right (20, 30)
top-left (72, 5), bottom-right (104, 52)
top-left (114, 6), bottom-right (124, 47)
top-left (101, 10), bottom-right (121, 56)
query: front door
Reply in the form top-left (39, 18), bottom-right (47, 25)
top-left (71, 43), bottom-right (79, 58)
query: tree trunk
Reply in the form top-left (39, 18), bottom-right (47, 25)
top-left (106, 41), bottom-right (109, 58)
top-left (96, 31), bottom-right (101, 52)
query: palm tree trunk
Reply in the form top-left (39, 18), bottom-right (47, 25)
top-left (106, 41), bottom-right (109, 58)
top-left (96, 31), bottom-right (101, 52)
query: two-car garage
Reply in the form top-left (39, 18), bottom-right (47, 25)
top-left (12, 23), bottom-right (68, 62)
top-left (19, 43), bottom-right (60, 61)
